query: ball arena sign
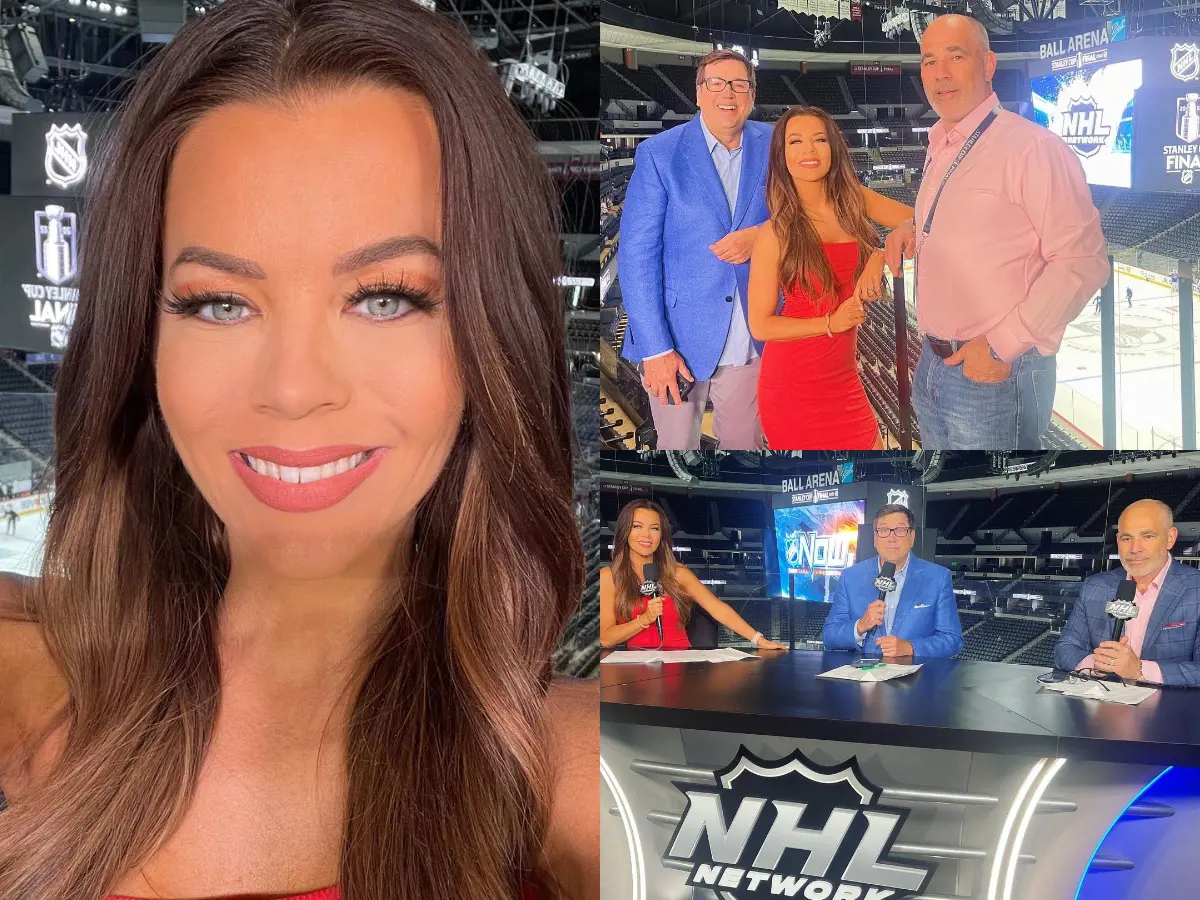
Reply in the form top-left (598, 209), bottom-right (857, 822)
top-left (665, 748), bottom-right (934, 900)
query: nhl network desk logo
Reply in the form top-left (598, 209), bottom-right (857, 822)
top-left (665, 748), bottom-right (933, 900)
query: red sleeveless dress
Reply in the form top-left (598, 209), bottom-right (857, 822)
top-left (626, 595), bottom-right (691, 650)
top-left (757, 242), bottom-right (879, 449)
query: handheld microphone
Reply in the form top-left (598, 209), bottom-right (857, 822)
top-left (1106, 578), bottom-right (1138, 643)
top-left (866, 560), bottom-right (898, 652)
top-left (640, 563), bottom-right (664, 643)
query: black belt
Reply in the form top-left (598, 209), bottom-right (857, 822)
top-left (925, 336), bottom-right (969, 359)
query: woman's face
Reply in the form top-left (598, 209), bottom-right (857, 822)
top-left (784, 115), bottom-right (833, 185)
top-left (627, 508), bottom-right (662, 558)
top-left (156, 85), bottom-right (465, 580)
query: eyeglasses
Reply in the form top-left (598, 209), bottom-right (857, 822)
top-left (874, 526), bottom-right (913, 538)
top-left (1037, 669), bottom-right (1111, 691)
top-left (700, 76), bottom-right (751, 94)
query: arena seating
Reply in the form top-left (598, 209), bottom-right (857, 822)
top-left (846, 76), bottom-right (920, 106)
top-left (0, 395), bottom-right (55, 461)
top-left (870, 183), bottom-right (917, 206)
top-left (24, 363), bottom-right (58, 387)
top-left (1009, 631), bottom-right (1058, 667)
top-left (1101, 191), bottom-right (1200, 247)
top-left (656, 65), bottom-right (702, 112)
top-left (957, 615), bottom-right (1049, 662)
top-left (755, 70), bottom-right (801, 106)
top-left (878, 148), bottom-right (926, 171)
top-left (1141, 222), bottom-right (1200, 260)
top-left (0, 361), bottom-right (50, 395)
top-left (792, 74), bottom-right (850, 114)
top-left (602, 62), bottom-right (654, 103)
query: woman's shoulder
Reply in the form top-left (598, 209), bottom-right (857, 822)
top-left (542, 677), bottom-right (599, 900)
top-left (671, 562), bottom-right (697, 584)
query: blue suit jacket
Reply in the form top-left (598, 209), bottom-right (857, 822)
top-left (1053, 561), bottom-right (1200, 686)
top-left (616, 115), bottom-right (772, 382)
top-left (822, 555), bottom-right (964, 659)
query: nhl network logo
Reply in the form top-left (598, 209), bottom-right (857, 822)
top-left (665, 747), bottom-right (934, 900)
top-left (886, 489), bottom-right (910, 508)
top-left (1172, 43), bottom-right (1200, 82)
top-left (44, 124), bottom-right (89, 190)
top-left (1060, 95), bottom-right (1111, 158)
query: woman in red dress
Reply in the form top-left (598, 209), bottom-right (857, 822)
top-left (747, 107), bottom-right (914, 449)
top-left (600, 500), bottom-right (787, 651)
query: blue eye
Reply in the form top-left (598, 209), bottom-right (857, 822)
top-left (350, 294), bottom-right (413, 321)
top-left (162, 292), bottom-right (254, 324)
top-left (345, 277), bottom-right (438, 322)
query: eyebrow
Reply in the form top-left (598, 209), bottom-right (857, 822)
top-left (922, 44), bottom-right (971, 58)
top-left (167, 234), bottom-right (442, 280)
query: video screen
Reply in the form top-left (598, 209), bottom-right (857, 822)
top-left (771, 499), bottom-right (865, 601)
top-left (1029, 58), bottom-right (1143, 188)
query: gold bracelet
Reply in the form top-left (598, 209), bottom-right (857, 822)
top-left (825, 313), bottom-right (833, 337)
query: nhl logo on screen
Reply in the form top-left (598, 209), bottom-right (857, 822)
top-left (664, 747), bottom-right (934, 900)
top-left (44, 124), bottom-right (89, 190)
top-left (1060, 96), bottom-right (1111, 158)
top-left (1171, 43), bottom-right (1200, 82)
top-left (885, 489), bottom-right (909, 508)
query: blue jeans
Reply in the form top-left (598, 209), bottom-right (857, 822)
top-left (912, 341), bottom-right (1057, 450)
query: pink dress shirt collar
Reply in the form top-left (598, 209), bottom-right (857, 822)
top-left (927, 91), bottom-right (1001, 152)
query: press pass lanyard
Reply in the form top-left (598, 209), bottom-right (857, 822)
top-left (915, 108), bottom-right (999, 301)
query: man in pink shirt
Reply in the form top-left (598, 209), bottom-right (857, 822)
top-left (1054, 499), bottom-right (1200, 685)
top-left (885, 14), bottom-right (1110, 450)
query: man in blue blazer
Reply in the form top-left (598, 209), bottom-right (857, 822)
top-left (823, 504), bottom-right (964, 658)
top-left (1054, 499), bottom-right (1200, 685)
top-left (617, 49), bottom-right (773, 450)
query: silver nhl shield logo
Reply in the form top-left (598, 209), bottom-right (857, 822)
top-left (44, 124), bottom-right (89, 190)
top-left (886, 489), bottom-right (909, 508)
top-left (34, 205), bottom-right (79, 286)
top-left (665, 747), bottom-right (934, 900)
top-left (1171, 43), bottom-right (1200, 82)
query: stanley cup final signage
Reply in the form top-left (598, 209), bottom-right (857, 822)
top-left (0, 196), bottom-right (81, 353)
top-left (665, 748), bottom-right (934, 899)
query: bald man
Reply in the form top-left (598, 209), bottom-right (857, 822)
top-left (1054, 499), bottom-right (1200, 685)
top-left (886, 14), bottom-right (1108, 451)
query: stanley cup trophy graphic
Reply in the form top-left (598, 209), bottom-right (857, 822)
top-left (1178, 93), bottom-right (1200, 143)
top-left (34, 205), bottom-right (78, 287)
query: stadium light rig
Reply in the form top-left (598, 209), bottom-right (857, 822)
top-left (881, 5), bottom-right (911, 40)
top-left (813, 20), bottom-right (833, 49)
top-left (500, 49), bottom-right (566, 115)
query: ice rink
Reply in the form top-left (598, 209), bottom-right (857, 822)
top-left (894, 261), bottom-right (1196, 448)
top-left (1057, 266), bottom-right (1193, 449)
top-left (0, 507), bottom-right (48, 577)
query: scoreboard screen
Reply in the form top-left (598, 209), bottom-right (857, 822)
top-left (1030, 59), bottom-right (1142, 188)
top-left (1030, 29), bottom-right (1200, 192)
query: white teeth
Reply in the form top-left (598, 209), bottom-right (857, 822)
top-left (243, 451), bottom-right (370, 484)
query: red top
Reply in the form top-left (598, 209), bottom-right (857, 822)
top-left (626, 594), bottom-right (691, 650)
top-left (757, 242), bottom-right (879, 450)
top-left (109, 881), bottom-right (542, 899)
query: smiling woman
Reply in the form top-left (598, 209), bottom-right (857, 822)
top-left (0, 2), bottom-right (593, 900)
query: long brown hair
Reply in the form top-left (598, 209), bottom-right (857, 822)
top-left (0, 2), bottom-right (583, 899)
top-left (610, 500), bottom-right (694, 628)
top-left (766, 106), bottom-right (880, 315)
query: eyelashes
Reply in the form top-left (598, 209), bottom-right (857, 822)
top-left (161, 275), bottom-right (440, 325)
